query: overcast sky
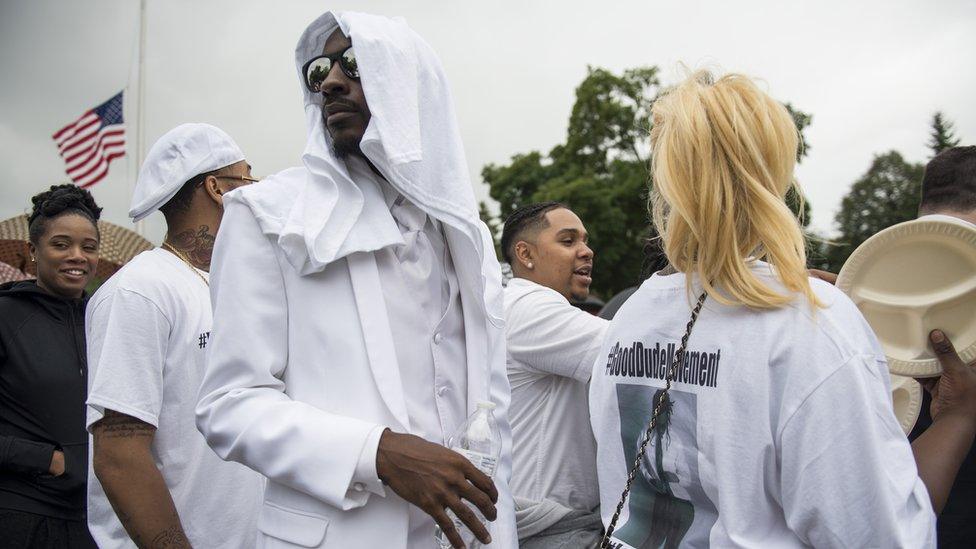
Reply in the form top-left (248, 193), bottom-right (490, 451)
top-left (1, 0), bottom-right (973, 244)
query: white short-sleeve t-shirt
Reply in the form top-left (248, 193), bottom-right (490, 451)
top-left (589, 262), bottom-right (935, 548)
top-left (505, 278), bottom-right (608, 537)
top-left (85, 248), bottom-right (263, 548)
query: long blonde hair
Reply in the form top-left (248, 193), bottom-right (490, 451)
top-left (650, 70), bottom-right (822, 309)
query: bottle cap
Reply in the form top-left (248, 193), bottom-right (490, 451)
top-left (476, 401), bottom-right (496, 410)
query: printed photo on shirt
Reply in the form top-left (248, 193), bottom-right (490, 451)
top-left (610, 384), bottom-right (717, 549)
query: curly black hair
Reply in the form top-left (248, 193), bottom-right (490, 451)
top-left (27, 184), bottom-right (103, 244)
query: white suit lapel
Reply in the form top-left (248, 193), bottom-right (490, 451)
top-left (346, 252), bottom-right (411, 431)
top-left (443, 226), bottom-right (489, 415)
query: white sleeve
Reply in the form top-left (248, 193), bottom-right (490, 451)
top-left (86, 288), bottom-right (169, 430)
top-left (505, 289), bottom-right (608, 382)
top-left (778, 354), bottom-right (935, 548)
top-left (482, 238), bottom-right (519, 548)
top-left (195, 197), bottom-right (384, 510)
top-left (351, 424), bottom-right (386, 494)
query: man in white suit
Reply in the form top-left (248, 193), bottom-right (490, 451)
top-left (195, 11), bottom-right (517, 549)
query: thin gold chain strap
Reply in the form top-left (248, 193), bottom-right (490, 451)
top-left (598, 291), bottom-right (708, 549)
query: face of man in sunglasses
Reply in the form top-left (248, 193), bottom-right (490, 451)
top-left (319, 30), bottom-right (371, 159)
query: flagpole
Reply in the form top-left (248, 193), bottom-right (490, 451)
top-left (134, 0), bottom-right (147, 237)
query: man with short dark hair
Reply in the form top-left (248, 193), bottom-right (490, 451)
top-left (501, 202), bottom-right (607, 548)
top-left (911, 144), bottom-right (976, 549)
top-left (195, 12), bottom-right (517, 549)
top-left (501, 202), bottom-right (596, 304)
top-left (86, 123), bottom-right (262, 548)
top-left (918, 145), bottom-right (976, 224)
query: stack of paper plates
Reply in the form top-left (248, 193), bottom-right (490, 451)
top-left (837, 216), bottom-right (976, 435)
top-left (889, 374), bottom-right (923, 435)
top-left (836, 217), bottom-right (976, 378)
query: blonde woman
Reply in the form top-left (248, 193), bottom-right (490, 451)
top-left (589, 71), bottom-right (976, 548)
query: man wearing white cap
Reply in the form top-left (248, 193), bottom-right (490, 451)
top-left (85, 123), bottom-right (263, 548)
top-left (195, 11), bottom-right (517, 549)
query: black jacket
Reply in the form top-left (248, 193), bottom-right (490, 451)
top-left (0, 280), bottom-right (89, 520)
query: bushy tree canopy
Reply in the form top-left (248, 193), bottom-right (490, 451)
top-left (480, 66), bottom-right (813, 298)
top-left (823, 151), bottom-right (925, 270)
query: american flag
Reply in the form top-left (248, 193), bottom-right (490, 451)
top-left (52, 92), bottom-right (126, 188)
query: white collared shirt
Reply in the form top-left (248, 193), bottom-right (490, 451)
top-left (353, 176), bottom-right (469, 544)
top-left (378, 182), bottom-right (468, 445)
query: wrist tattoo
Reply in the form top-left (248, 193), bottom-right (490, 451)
top-left (150, 525), bottom-right (191, 548)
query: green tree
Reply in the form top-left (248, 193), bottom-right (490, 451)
top-left (927, 112), bottom-right (961, 158)
top-left (482, 66), bottom-right (814, 298)
top-left (478, 200), bottom-right (502, 259)
top-left (823, 151), bottom-right (925, 271)
top-left (785, 103), bottom-right (813, 163)
top-left (483, 66), bottom-right (661, 297)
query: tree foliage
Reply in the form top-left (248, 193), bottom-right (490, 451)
top-left (822, 151), bottom-right (925, 271)
top-left (483, 67), bottom-right (661, 297)
top-left (478, 201), bottom-right (502, 259)
top-left (927, 112), bottom-right (961, 158)
top-left (481, 66), bottom-right (814, 298)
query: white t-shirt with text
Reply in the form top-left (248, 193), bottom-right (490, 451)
top-left (85, 248), bottom-right (263, 548)
top-left (589, 263), bottom-right (935, 548)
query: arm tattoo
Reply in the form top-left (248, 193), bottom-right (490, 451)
top-left (166, 225), bottom-right (216, 270)
top-left (150, 525), bottom-right (191, 548)
top-left (94, 410), bottom-right (155, 439)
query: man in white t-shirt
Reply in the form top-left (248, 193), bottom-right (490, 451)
top-left (85, 124), bottom-right (263, 548)
top-left (500, 202), bottom-right (608, 547)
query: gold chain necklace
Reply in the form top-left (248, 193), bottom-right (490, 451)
top-left (161, 242), bottom-right (209, 287)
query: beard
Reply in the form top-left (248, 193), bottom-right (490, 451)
top-left (322, 104), bottom-right (368, 160)
top-left (331, 134), bottom-right (362, 159)
top-left (569, 286), bottom-right (590, 302)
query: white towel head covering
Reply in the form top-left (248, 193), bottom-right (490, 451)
top-left (274, 11), bottom-right (484, 274)
top-left (129, 123), bottom-right (245, 221)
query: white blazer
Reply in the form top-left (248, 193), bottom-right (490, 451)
top-left (196, 178), bottom-right (517, 548)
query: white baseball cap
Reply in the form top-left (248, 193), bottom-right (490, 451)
top-left (129, 123), bottom-right (245, 221)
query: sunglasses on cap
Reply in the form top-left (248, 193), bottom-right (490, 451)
top-left (303, 45), bottom-right (359, 92)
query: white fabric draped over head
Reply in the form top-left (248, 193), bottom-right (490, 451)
top-left (263, 11), bottom-right (484, 275)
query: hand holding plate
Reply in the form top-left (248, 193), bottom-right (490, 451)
top-left (920, 330), bottom-right (976, 422)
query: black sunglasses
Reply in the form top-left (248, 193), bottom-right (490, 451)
top-left (303, 45), bottom-right (359, 92)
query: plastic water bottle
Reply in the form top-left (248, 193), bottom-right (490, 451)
top-left (434, 401), bottom-right (502, 548)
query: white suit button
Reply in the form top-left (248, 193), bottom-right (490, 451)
top-left (433, 333), bottom-right (443, 344)
top-left (353, 482), bottom-right (365, 492)
top-left (437, 386), bottom-right (448, 396)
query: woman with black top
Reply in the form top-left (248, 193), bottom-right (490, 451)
top-left (0, 184), bottom-right (100, 547)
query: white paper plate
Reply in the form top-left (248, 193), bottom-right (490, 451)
top-left (836, 217), bottom-right (976, 377)
top-left (890, 374), bottom-right (922, 435)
